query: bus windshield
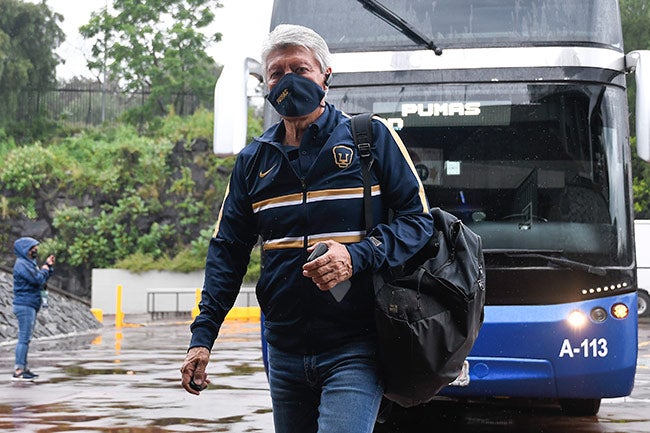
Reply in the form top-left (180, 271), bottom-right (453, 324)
top-left (327, 82), bottom-right (633, 267)
top-left (271, 0), bottom-right (622, 51)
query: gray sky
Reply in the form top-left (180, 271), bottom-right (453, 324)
top-left (33, 0), bottom-right (273, 80)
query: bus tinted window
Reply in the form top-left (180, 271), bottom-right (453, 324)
top-left (327, 83), bottom-right (632, 266)
top-left (271, 0), bottom-right (622, 51)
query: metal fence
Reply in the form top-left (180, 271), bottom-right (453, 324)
top-left (15, 87), bottom-right (212, 125)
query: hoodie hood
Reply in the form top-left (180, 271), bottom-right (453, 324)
top-left (14, 237), bottom-right (40, 260)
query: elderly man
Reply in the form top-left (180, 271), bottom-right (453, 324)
top-left (181, 24), bottom-right (433, 433)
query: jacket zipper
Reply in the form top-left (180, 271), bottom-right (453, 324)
top-left (301, 177), bottom-right (308, 251)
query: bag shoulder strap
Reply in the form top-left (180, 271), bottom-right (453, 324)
top-left (351, 113), bottom-right (375, 232)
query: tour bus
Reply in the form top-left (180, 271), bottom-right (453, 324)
top-left (213, 0), bottom-right (650, 417)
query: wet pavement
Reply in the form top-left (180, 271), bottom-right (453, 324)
top-left (0, 317), bottom-right (272, 432)
top-left (0, 318), bottom-right (648, 433)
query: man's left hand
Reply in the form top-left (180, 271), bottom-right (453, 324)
top-left (303, 241), bottom-right (353, 291)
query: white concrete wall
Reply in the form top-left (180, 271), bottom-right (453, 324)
top-left (636, 220), bottom-right (650, 291)
top-left (91, 269), bottom-right (256, 314)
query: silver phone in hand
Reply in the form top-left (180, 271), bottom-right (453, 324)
top-left (329, 280), bottom-right (351, 302)
top-left (306, 243), bottom-right (350, 302)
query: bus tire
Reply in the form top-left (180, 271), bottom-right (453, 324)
top-left (559, 398), bottom-right (601, 416)
top-left (639, 290), bottom-right (650, 318)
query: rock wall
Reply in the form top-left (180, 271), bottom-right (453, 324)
top-left (0, 269), bottom-right (102, 344)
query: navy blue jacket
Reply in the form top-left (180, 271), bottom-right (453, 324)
top-left (13, 237), bottom-right (53, 310)
top-left (190, 104), bottom-right (433, 354)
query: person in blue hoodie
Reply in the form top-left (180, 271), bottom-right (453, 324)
top-left (12, 237), bottom-right (55, 381)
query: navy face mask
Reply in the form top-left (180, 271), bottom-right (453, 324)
top-left (266, 73), bottom-right (325, 117)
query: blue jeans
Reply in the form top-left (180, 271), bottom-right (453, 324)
top-left (13, 304), bottom-right (37, 371)
top-left (267, 340), bottom-right (384, 433)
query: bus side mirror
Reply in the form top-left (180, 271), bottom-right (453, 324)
top-left (626, 50), bottom-right (650, 162)
top-left (213, 57), bottom-right (263, 155)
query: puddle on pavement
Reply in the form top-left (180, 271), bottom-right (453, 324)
top-left (0, 404), bottom-right (220, 433)
top-left (604, 418), bottom-right (650, 424)
top-left (151, 416), bottom-right (235, 427)
top-left (32, 333), bottom-right (102, 353)
top-left (33, 427), bottom-right (190, 432)
top-left (221, 362), bottom-right (265, 376)
top-left (27, 402), bottom-right (78, 414)
top-left (0, 405), bottom-right (13, 415)
top-left (63, 365), bottom-right (137, 376)
top-left (214, 415), bottom-right (245, 424)
top-left (252, 408), bottom-right (273, 415)
top-left (40, 414), bottom-right (102, 423)
top-left (205, 384), bottom-right (236, 391)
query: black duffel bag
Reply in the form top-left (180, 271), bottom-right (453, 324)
top-left (373, 207), bottom-right (485, 407)
top-left (352, 113), bottom-right (486, 408)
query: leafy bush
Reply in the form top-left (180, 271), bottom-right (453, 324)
top-left (115, 229), bottom-right (262, 284)
top-left (0, 129), bottom-right (17, 159)
top-left (1, 108), bottom-right (266, 293)
top-left (0, 143), bottom-right (63, 218)
top-left (632, 138), bottom-right (650, 219)
top-left (0, 143), bottom-right (62, 190)
top-left (153, 107), bottom-right (214, 143)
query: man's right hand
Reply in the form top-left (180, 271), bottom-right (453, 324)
top-left (180, 346), bottom-right (211, 395)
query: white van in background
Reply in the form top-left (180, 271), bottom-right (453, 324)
top-left (636, 220), bottom-right (650, 318)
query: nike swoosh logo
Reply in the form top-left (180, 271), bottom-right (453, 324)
top-left (259, 164), bottom-right (277, 179)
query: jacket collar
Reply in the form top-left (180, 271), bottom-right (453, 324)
top-left (257, 103), bottom-right (337, 147)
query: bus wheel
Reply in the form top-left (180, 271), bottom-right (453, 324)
top-left (639, 290), bottom-right (650, 318)
top-left (559, 398), bottom-right (601, 416)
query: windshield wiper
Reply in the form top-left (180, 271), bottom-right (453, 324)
top-left (485, 249), bottom-right (607, 276)
top-left (357, 0), bottom-right (443, 55)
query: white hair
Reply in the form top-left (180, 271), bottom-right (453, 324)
top-left (260, 24), bottom-right (332, 82)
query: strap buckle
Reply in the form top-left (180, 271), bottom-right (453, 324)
top-left (357, 142), bottom-right (372, 158)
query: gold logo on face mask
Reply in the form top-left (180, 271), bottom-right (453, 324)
top-left (333, 146), bottom-right (354, 169)
top-left (276, 89), bottom-right (289, 104)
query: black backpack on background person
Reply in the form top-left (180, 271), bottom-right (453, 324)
top-left (351, 113), bottom-right (486, 408)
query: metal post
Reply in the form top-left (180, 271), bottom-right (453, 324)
top-left (192, 288), bottom-right (201, 319)
top-left (115, 284), bottom-right (124, 329)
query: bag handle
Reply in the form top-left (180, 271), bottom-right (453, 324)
top-left (351, 113), bottom-right (375, 232)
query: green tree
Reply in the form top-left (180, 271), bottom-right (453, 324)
top-left (632, 139), bottom-right (650, 219)
top-left (0, 0), bottom-right (64, 137)
top-left (621, 0), bottom-right (650, 130)
top-left (621, 0), bottom-right (650, 218)
top-left (80, 0), bottom-right (222, 122)
top-left (621, 0), bottom-right (650, 52)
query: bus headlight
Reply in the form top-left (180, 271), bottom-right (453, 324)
top-left (567, 310), bottom-right (588, 328)
top-left (590, 307), bottom-right (608, 323)
top-left (611, 303), bottom-right (629, 319)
